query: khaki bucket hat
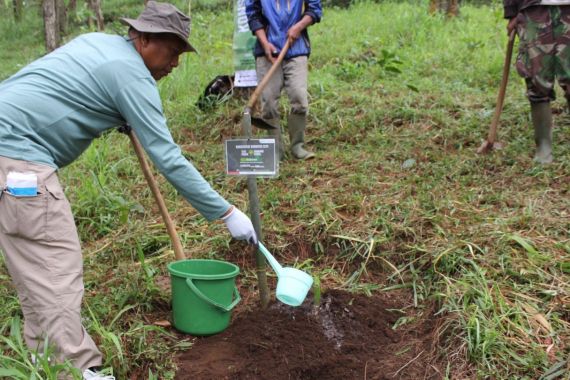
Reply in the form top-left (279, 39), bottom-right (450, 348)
top-left (121, 1), bottom-right (196, 52)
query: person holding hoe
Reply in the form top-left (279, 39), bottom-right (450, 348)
top-left (245, 0), bottom-right (322, 160)
top-left (504, 0), bottom-right (570, 163)
top-left (0, 2), bottom-right (257, 379)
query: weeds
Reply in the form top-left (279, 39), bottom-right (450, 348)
top-left (0, 0), bottom-right (568, 378)
top-left (0, 317), bottom-right (81, 379)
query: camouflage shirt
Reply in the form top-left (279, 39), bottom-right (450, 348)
top-left (503, 0), bottom-right (542, 18)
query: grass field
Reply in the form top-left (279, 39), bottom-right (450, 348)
top-left (0, 0), bottom-right (569, 378)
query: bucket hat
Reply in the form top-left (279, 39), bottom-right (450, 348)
top-left (121, 1), bottom-right (196, 52)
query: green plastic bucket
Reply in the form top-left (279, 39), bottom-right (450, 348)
top-left (167, 259), bottom-right (241, 336)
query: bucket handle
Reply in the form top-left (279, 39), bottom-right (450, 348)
top-left (185, 278), bottom-right (241, 312)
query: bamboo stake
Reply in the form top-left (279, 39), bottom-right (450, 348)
top-left (242, 39), bottom-right (291, 308)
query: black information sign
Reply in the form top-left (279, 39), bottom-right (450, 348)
top-left (224, 138), bottom-right (278, 176)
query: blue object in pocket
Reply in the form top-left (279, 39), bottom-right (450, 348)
top-left (6, 172), bottom-right (38, 197)
top-left (7, 186), bottom-right (37, 196)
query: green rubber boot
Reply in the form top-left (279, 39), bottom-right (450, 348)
top-left (530, 102), bottom-right (553, 164)
top-left (265, 119), bottom-right (285, 161)
top-left (287, 113), bottom-right (315, 160)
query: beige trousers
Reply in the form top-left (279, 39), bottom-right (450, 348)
top-left (0, 156), bottom-right (102, 372)
top-left (256, 55), bottom-right (309, 126)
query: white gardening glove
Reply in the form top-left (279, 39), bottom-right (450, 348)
top-left (221, 206), bottom-right (258, 244)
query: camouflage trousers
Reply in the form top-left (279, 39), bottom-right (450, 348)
top-left (516, 5), bottom-right (570, 103)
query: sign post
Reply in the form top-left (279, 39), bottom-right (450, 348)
top-left (232, 1), bottom-right (291, 307)
top-left (233, 112), bottom-right (276, 309)
top-left (225, 138), bottom-right (278, 177)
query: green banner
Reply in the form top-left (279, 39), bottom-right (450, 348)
top-left (233, 0), bottom-right (257, 86)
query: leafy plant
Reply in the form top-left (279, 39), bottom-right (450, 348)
top-left (0, 317), bottom-right (81, 379)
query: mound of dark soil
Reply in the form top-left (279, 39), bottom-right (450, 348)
top-left (174, 289), bottom-right (442, 379)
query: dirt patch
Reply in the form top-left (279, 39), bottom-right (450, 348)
top-left (174, 289), bottom-right (443, 379)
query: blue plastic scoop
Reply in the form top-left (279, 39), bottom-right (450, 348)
top-left (258, 243), bottom-right (313, 307)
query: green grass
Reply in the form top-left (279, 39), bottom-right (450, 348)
top-left (1, 0), bottom-right (569, 378)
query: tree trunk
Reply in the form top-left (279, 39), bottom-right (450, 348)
top-left (56, 0), bottom-right (67, 34)
top-left (68, 0), bottom-right (77, 13)
top-left (43, 0), bottom-right (60, 52)
top-left (428, 0), bottom-right (438, 15)
top-left (447, 0), bottom-right (459, 17)
top-left (429, 0), bottom-right (459, 18)
top-left (13, 0), bottom-right (24, 22)
top-left (87, 0), bottom-right (105, 31)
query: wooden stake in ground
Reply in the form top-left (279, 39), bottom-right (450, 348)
top-left (241, 39), bottom-right (291, 309)
top-left (477, 30), bottom-right (516, 154)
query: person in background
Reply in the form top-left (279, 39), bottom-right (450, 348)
top-left (504, 0), bottom-right (570, 163)
top-left (246, 0), bottom-right (322, 160)
top-left (0, 2), bottom-right (256, 379)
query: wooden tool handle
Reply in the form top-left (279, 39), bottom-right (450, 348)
top-left (128, 131), bottom-right (186, 261)
top-left (246, 39), bottom-right (292, 110)
top-left (487, 30), bottom-right (516, 143)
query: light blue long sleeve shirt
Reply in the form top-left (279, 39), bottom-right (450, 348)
top-left (0, 33), bottom-right (230, 221)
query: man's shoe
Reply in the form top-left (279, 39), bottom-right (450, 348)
top-left (83, 369), bottom-right (115, 380)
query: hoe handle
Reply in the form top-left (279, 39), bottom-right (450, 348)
top-left (128, 131), bottom-right (186, 261)
top-left (487, 30), bottom-right (516, 143)
top-left (247, 39), bottom-right (292, 110)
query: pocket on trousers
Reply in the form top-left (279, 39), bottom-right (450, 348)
top-left (0, 188), bottom-right (48, 240)
top-left (45, 184), bottom-right (75, 241)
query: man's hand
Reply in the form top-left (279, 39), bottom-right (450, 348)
top-left (254, 29), bottom-right (278, 63)
top-left (287, 23), bottom-right (304, 42)
top-left (507, 17), bottom-right (518, 36)
top-left (287, 15), bottom-right (313, 42)
top-left (262, 41), bottom-right (278, 64)
top-left (222, 206), bottom-right (258, 244)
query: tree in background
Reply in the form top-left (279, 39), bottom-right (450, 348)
top-left (42, 0), bottom-right (104, 52)
top-left (43, 0), bottom-right (60, 52)
top-left (87, 0), bottom-right (104, 31)
top-left (0, 0), bottom-right (23, 22)
top-left (429, 0), bottom-right (459, 17)
top-left (13, 0), bottom-right (23, 21)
